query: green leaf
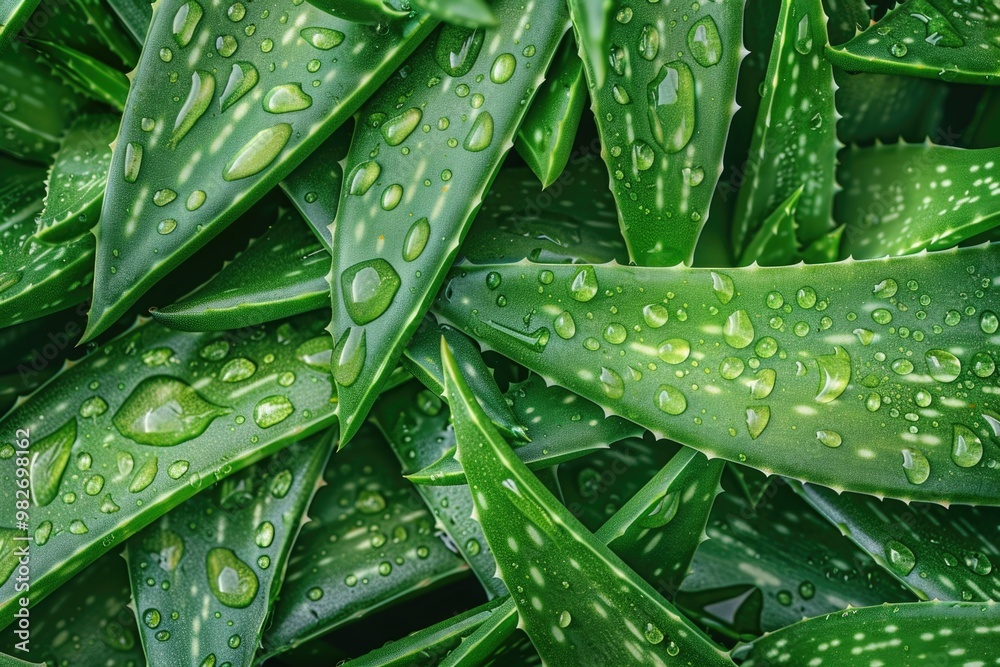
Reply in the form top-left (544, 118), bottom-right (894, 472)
top-left (738, 187), bottom-right (802, 267)
top-left (514, 35), bottom-right (586, 189)
top-left (409, 0), bottom-right (497, 29)
top-left (327, 0), bottom-right (569, 444)
top-left (279, 122), bottom-right (354, 251)
top-left (72, 0), bottom-right (142, 68)
top-left (459, 161), bottom-right (629, 265)
top-left (258, 424), bottom-right (469, 661)
top-left (347, 598), bottom-right (508, 667)
top-left (827, 0), bottom-right (1000, 85)
top-left (0, 550), bottom-right (145, 665)
top-left (441, 337), bottom-right (734, 665)
top-left (0, 312), bottom-right (340, 629)
top-left (801, 224), bottom-right (844, 263)
top-left (573, 0), bottom-right (744, 266)
top-left (36, 113), bottom-right (117, 243)
top-left (302, 0), bottom-right (411, 24)
top-left (28, 40), bottom-right (130, 111)
top-left (964, 88), bottom-right (1000, 149)
top-left (402, 318), bottom-right (525, 441)
top-left (837, 142), bottom-right (1000, 259)
top-left (433, 244), bottom-right (1000, 505)
top-left (127, 428), bottom-right (334, 666)
top-left (834, 71), bottom-right (947, 145)
top-left (732, 0), bottom-right (838, 254)
top-left (565, 0), bottom-right (612, 89)
top-left (0, 155), bottom-right (96, 327)
top-left (436, 601), bottom-right (521, 666)
top-left (798, 482), bottom-right (1000, 602)
top-left (678, 480), bottom-right (913, 640)
top-left (106, 0), bottom-right (154, 45)
top-left (735, 600), bottom-right (1000, 666)
top-left (823, 0), bottom-right (870, 45)
top-left (81, 3), bottom-right (437, 342)
top-left (153, 209), bottom-right (329, 331)
top-left (0, 0), bottom-right (40, 54)
top-left (0, 45), bottom-right (81, 163)
top-left (408, 373), bottom-right (642, 485)
top-left (371, 380), bottom-right (506, 598)
top-left (0, 652), bottom-right (43, 666)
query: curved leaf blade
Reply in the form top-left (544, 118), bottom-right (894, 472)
top-left (327, 0), bottom-right (569, 444)
top-left (28, 39), bottom-right (130, 111)
top-left (409, 0), bottom-right (497, 29)
top-left (434, 245), bottom-right (1000, 505)
top-left (82, 2), bottom-right (436, 341)
top-left (442, 337), bottom-right (734, 666)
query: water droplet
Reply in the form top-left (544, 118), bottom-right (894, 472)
top-left (228, 2), bottom-right (245, 20)
top-left (815, 347), bottom-right (851, 404)
top-left (306, 586), bottom-right (323, 601)
top-left (965, 551), bottom-right (993, 576)
top-left (952, 425), bottom-right (983, 468)
top-left (381, 184), bottom-right (403, 210)
top-left (639, 24), bottom-right (660, 61)
top-left (347, 160), bottom-right (381, 195)
top-left (612, 84), bottom-right (631, 104)
top-left (223, 124), bottom-right (292, 181)
top-left (402, 217), bottom-right (430, 262)
top-left (220, 62), bottom-right (259, 111)
top-left (558, 610), bottom-right (572, 628)
top-left (647, 61), bottom-right (695, 153)
top-left (172, 1), bottom-right (203, 47)
top-left (490, 53), bottom-right (516, 83)
top-left (746, 406), bottom-right (770, 439)
top-left (168, 460), bottom-right (190, 479)
top-left (34, 521), bottom-right (52, 545)
top-left (723, 309), bottom-right (754, 349)
top-left (890, 42), bottom-right (908, 57)
top-left (296, 335), bottom-right (332, 371)
top-left (29, 419), bottom-right (76, 506)
top-left (216, 34), bottom-right (238, 57)
top-left (553, 311), bottom-right (576, 339)
top-left (464, 111), bottom-right (494, 151)
top-left (657, 339), bottom-right (690, 364)
top-left (301, 27), bottom-right (344, 50)
top-left (902, 448), bottom-right (930, 485)
top-left (129, 457), bottom-right (158, 493)
top-left (171, 71), bottom-right (215, 147)
top-left (632, 141), bottom-right (654, 171)
top-left (853, 328), bottom-right (874, 345)
top-left (796, 286), bottom-right (817, 309)
top-left (333, 327), bottom-right (366, 387)
top-left (655, 384), bottom-right (687, 415)
top-left (972, 352), bottom-right (995, 378)
top-left (885, 540), bottom-right (916, 575)
top-left (207, 548), bottom-right (259, 608)
top-left (113, 376), bottom-right (229, 446)
top-left (749, 369), bottom-right (775, 399)
top-left (255, 521), bottom-right (275, 548)
top-left (270, 470), bottom-right (293, 499)
top-left (124, 142), bottom-right (143, 183)
top-left (220, 357), bottom-right (256, 382)
top-left (891, 359), bottom-right (914, 375)
top-left (69, 520), bottom-right (88, 535)
top-left (253, 396), bottom-right (294, 428)
top-left (599, 367), bottom-right (624, 399)
top-left (711, 272), bottom-right (734, 304)
top-left (603, 323), bottom-right (627, 345)
top-left (464, 538), bottom-right (480, 555)
top-left (153, 189), bottom-right (177, 207)
top-left (569, 266), bottom-right (598, 302)
top-left (873, 278), bottom-right (898, 298)
top-left (380, 107), bottom-right (421, 146)
top-left (79, 396), bottom-right (109, 418)
top-left (795, 14), bottom-right (813, 54)
top-left (435, 25), bottom-right (485, 76)
top-left (85, 474), bottom-right (105, 496)
top-left (687, 15), bottom-right (723, 66)
top-left (187, 190), bottom-right (207, 210)
top-left (341, 258), bottom-right (401, 325)
top-left (816, 430), bottom-right (842, 448)
top-left (263, 83), bottom-right (313, 114)
top-left (925, 349), bottom-right (961, 383)
top-left (980, 311), bottom-right (998, 334)
top-left (644, 623), bottom-right (664, 644)
top-left (643, 304), bottom-right (668, 328)
top-left (720, 357), bottom-right (745, 379)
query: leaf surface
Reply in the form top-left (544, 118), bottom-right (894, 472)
top-left (434, 245), bottom-right (1000, 505)
top-left (29, 39), bottom-right (130, 111)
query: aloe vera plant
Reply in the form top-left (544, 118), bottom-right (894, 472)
top-left (3, 0), bottom-right (1000, 664)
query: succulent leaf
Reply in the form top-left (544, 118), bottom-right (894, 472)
top-left (409, 0), bottom-right (497, 29)
top-left (28, 40), bottom-right (130, 111)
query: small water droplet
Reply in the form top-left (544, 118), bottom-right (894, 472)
top-left (644, 623), bottom-right (664, 644)
top-left (554, 311), bottom-right (576, 339)
top-left (255, 521), bottom-right (275, 548)
top-left (723, 309), bottom-right (755, 349)
top-left (655, 384), bottom-right (687, 415)
top-left (124, 142), bottom-right (143, 183)
top-left (220, 62), bottom-right (259, 111)
top-left (253, 396), bottom-right (294, 428)
top-left (639, 24), bottom-right (659, 60)
top-left (464, 111), bottom-right (494, 151)
top-left (952, 425), bottom-right (983, 468)
top-left (380, 107), bottom-right (422, 145)
top-left (172, 1), bottom-right (203, 47)
top-left (885, 540), bottom-right (916, 575)
top-left (187, 190), bottom-right (207, 210)
top-left (746, 406), bottom-right (770, 439)
top-left (647, 61), bottom-right (695, 153)
top-left (902, 448), bottom-right (930, 485)
top-left (925, 349), bottom-right (961, 383)
top-left (980, 311), bottom-right (998, 334)
top-left (816, 430), bottom-right (842, 448)
top-left (402, 217), bottom-right (430, 262)
top-left (206, 547), bottom-right (259, 608)
top-left (687, 15), bottom-right (723, 66)
top-left (569, 266), bottom-right (598, 302)
top-left (599, 367), bottom-right (624, 399)
top-left (657, 339), bottom-right (690, 364)
top-left (347, 160), bottom-right (381, 196)
top-left (890, 42), bottom-right (908, 57)
top-left (301, 27), bottom-right (344, 50)
top-left (711, 272), bottom-right (734, 304)
top-left (643, 304), bottom-right (669, 328)
top-left (223, 124), bottom-right (292, 181)
top-left (490, 53), bottom-right (516, 83)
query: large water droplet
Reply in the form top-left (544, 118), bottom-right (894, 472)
top-left (253, 396), bottom-right (294, 428)
top-left (643, 304), bottom-right (668, 328)
top-left (749, 369), bottom-right (775, 399)
top-left (223, 124), bottom-right (292, 181)
top-left (490, 53), bottom-right (516, 83)
top-left (171, 71), bottom-right (215, 147)
top-left (380, 107), bottom-right (421, 146)
top-left (925, 349), bottom-right (961, 383)
top-left (711, 271), bottom-right (734, 304)
top-left (951, 425), bottom-right (983, 468)
top-left (655, 384), bottom-right (687, 415)
top-left (638, 491), bottom-right (679, 528)
top-left (435, 25), bottom-right (485, 76)
top-left (30, 418), bottom-right (76, 507)
top-left (647, 61), bottom-right (695, 153)
top-left (256, 521), bottom-right (275, 548)
top-left (723, 309), bottom-right (754, 349)
top-left (296, 336), bottom-right (332, 370)
top-left (172, 1), bottom-right (204, 47)
top-left (0, 528), bottom-right (28, 585)
top-left (687, 16), bottom-right (723, 66)
top-left (980, 310), bottom-right (998, 334)
top-left (300, 27), bottom-right (345, 50)
top-left (464, 111), bottom-right (494, 152)
top-left (639, 24), bottom-right (659, 60)
top-left (334, 327), bottom-right (366, 387)
top-left (206, 548), bottom-right (259, 608)
top-left (795, 14), bottom-right (813, 54)
top-left (347, 160), bottom-right (381, 195)
top-left (219, 61), bottom-right (260, 111)
top-left (129, 457), bottom-right (158, 493)
top-left (113, 376), bottom-right (229, 446)
top-left (746, 406), bottom-right (770, 439)
top-left (554, 311), bottom-right (576, 339)
top-left (124, 142), bottom-right (143, 183)
top-left (885, 540), bottom-right (916, 575)
top-left (263, 83), bottom-right (313, 114)
top-left (569, 266), bottom-right (598, 302)
top-left (341, 258), bottom-right (401, 325)
top-left (657, 339), bottom-right (690, 364)
top-left (815, 346), bottom-right (851, 403)
top-left (902, 448), bottom-right (930, 485)
top-left (220, 357), bottom-right (256, 382)
top-left (599, 367), bottom-right (624, 399)
top-left (816, 430), bottom-right (842, 448)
